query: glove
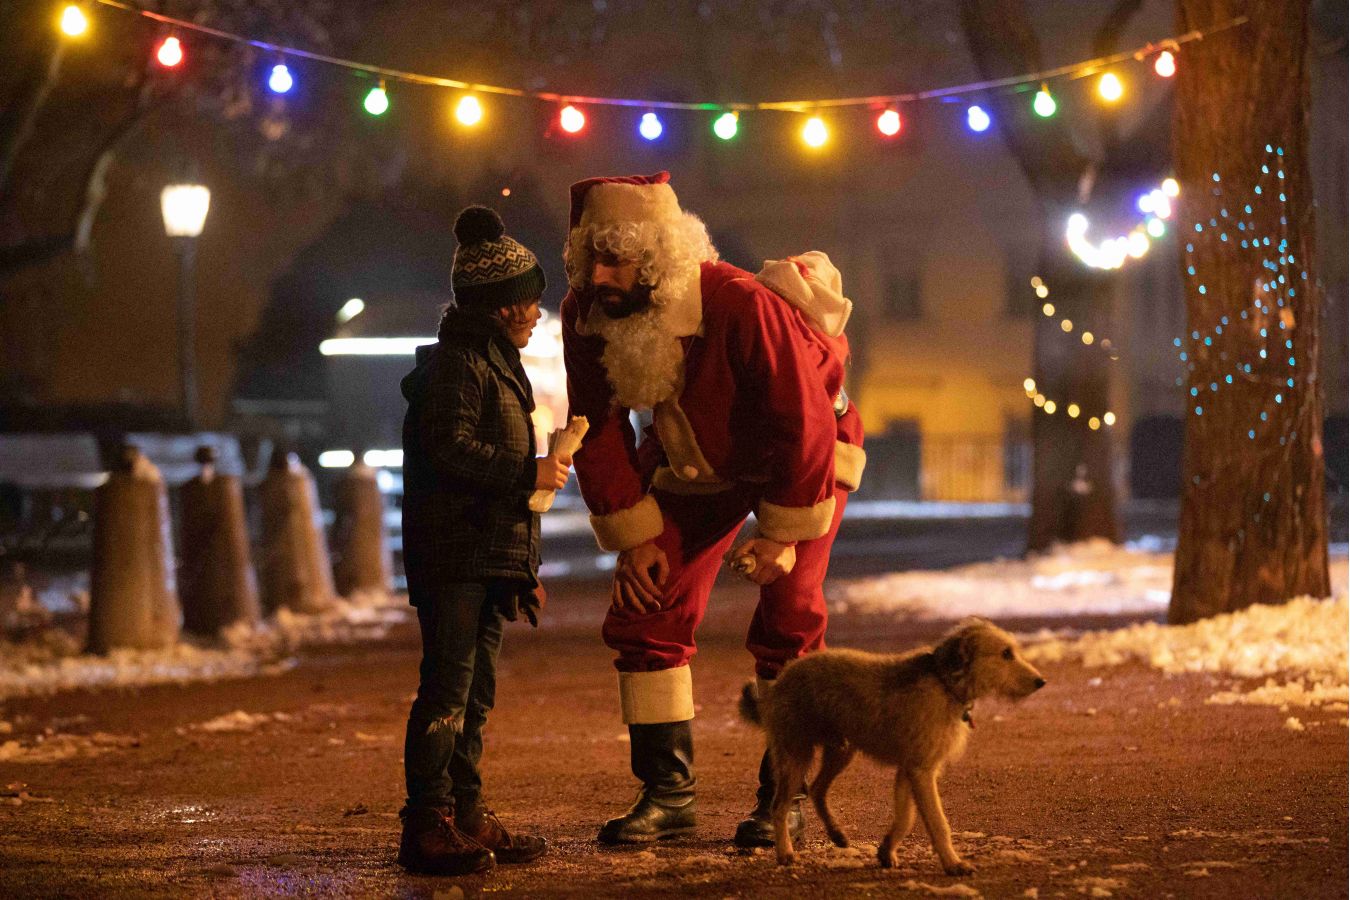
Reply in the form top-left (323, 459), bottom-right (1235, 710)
top-left (495, 583), bottom-right (547, 628)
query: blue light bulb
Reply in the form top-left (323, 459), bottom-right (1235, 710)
top-left (966, 105), bottom-right (991, 133)
top-left (639, 112), bottom-right (663, 141)
top-left (269, 63), bottom-right (294, 94)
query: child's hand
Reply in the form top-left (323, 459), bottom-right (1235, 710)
top-left (534, 454), bottom-right (571, 491)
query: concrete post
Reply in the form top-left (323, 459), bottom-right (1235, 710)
top-left (258, 449), bottom-right (335, 614)
top-left (178, 445), bottom-right (261, 635)
top-left (88, 445), bottom-right (182, 653)
top-left (332, 460), bottom-right (392, 598)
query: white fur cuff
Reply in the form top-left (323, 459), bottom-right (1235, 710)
top-left (589, 495), bottom-right (664, 552)
top-left (619, 666), bottom-right (695, 724)
top-left (834, 441), bottom-right (867, 492)
top-left (756, 496), bottom-right (837, 543)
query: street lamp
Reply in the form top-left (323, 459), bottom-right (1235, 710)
top-left (160, 183), bottom-right (210, 431)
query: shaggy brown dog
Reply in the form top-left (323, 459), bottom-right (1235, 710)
top-left (739, 618), bottom-right (1046, 874)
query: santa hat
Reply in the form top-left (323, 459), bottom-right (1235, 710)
top-left (569, 171), bottom-right (681, 232)
top-left (754, 251), bottom-right (853, 337)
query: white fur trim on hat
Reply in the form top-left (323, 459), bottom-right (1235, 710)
top-left (619, 666), bottom-right (695, 724)
top-left (580, 182), bottom-right (682, 232)
top-left (589, 495), bottom-right (664, 552)
top-left (756, 495), bottom-right (837, 543)
top-left (755, 251), bottom-right (853, 337)
top-left (834, 441), bottom-right (867, 492)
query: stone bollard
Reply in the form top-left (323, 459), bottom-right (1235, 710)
top-left (258, 449), bottom-right (335, 614)
top-left (332, 460), bottom-right (392, 598)
top-left (88, 445), bottom-right (182, 653)
top-left (178, 445), bottom-right (262, 636)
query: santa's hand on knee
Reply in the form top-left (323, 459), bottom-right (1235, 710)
top-left (728, 538), bottom-right (797, 585)
top-left (611, 542), bottom-right (669, 613)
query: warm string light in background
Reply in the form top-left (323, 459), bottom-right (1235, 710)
top-left (1066, 177), bottom-right (1180, 270)
top-left (56, 1), bottom-right (1242, 150)
top-left (1021, 277), bottom-right (1120, 426)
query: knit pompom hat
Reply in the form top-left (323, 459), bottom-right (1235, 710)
top-left (451, 206), bottom-right (547, 309)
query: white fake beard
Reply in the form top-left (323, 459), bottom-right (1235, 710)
top-left (591, 308), bottom-right (685, 411)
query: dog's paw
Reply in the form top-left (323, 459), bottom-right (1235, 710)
top-left (876, 844), bottom-right (899, 869)
top-left (943, 859), bottom-right (975, 876)
top-left (826, 828), bottom-right (850, 848)
top-left (775, 850), bottom-right (797, 867)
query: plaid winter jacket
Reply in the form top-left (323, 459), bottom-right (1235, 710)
top-left (400, 309), bottom-right (540, 602)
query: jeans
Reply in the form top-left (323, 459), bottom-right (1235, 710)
top-left (403, 581), bottom-right (505, 811)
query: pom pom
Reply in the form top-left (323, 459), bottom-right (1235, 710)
top-left (454, 206), bottom-right (505, 245)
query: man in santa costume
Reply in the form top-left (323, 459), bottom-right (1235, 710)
top-left (560, 172), bottom-right (865, 846)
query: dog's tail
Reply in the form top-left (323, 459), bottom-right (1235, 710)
top-left (738, 680), bottom-right (764, 727)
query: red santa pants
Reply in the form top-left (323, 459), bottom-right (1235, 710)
top-left (602, 483), bottom-right (849, 679)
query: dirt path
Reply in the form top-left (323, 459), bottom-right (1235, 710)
top-left (0, 578), bottom-right (1345, 898)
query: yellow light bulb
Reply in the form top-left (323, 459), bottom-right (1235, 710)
top-left (1023, 378), bottom-right (1036, 392)
top-left (1103, 411), bottom-right (1117, 426)
top-left (802, 116), bottom-right (828, 148)
top-left (60, 4), bottom-right (88, 36)
top-left (1044, 400), bottom-right (1057, 414)
top-left (1060, 319), bottom-right (1073, 333)
top-left (1081, 331), bottom-right (1094, 345)
top-left (1042, 303), bottom-right (1055, 316)
top-left (1035, 285), bottom-right (1049, 299)
top-left (455, 95), bottom-right (483, 126)
top-left (1098, 72), bottom-right (1124, 103)
top-left (1030, 276), bottom-right (1043, 288)
top-left (1033, 394), bottom-right (1046, 408)
top-left (1067, 403), bottom-right (1080, 418)
top-left (1088, 417), bottom-right (1102, 430)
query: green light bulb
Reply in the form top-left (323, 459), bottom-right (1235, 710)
top-left (713, 112), bottom-right (739, 140)
top-left (1033, 88), bottom-right (1056, 118)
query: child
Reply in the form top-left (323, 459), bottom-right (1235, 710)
top-left (397, 205), bottom-right (569, 875)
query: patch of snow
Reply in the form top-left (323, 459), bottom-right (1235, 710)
top-left (1283, 716), bottom-right (1305, 732)
top-left (0, 731), bottom-right (139, 763)
top-left (179, 710), bottom-right (295, 734)
top-left (1073, 876), bottom-right (1126, 896)
top-left (833, 539), bottom-right (1175, 620)
top-left (0, 593), bottom-right (409, 701)
top-left (897, 880), bottom-right (982, 897)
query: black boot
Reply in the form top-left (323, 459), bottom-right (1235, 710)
top-left (597, 721), bottom-right (697, 843)
top-left (733, 748), bottom-right (805, 848)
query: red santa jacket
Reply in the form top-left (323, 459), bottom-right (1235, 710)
top-left (563, 260), bottom-right (865, 552)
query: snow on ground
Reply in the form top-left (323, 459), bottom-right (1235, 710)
top-left (0, 592), bottom-right (408, 702)
top-left (835, 539), bottom-right (1348, 712)
top-left (831, 537), bottom-right (1177, 620)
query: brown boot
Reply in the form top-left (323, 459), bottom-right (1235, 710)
top-left (397, 806), bottom-right (496, 876)
top-left (456, 802), bottom-right (548, 864)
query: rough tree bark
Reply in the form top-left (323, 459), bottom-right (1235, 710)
top-left (960, 0), bottom-right (1133, 551)
top-left (1168, 0), bottom-right (1330, 622)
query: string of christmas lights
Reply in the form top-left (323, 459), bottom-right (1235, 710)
top-left (1175, 144), bottom-right (1314, 526)
top-left (1019, 274), bottom-right (1124, 429)
top-left (56, 1), bottom-right (1247, 148)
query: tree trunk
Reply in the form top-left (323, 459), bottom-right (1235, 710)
top-left (960, 0), bottom-right (1127, 552)
top-left (1028, 225), bottom-right (1123, 550)
top-left (1169, 0), bottom-right (1330, 622)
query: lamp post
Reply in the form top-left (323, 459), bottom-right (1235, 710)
top-left (160, 183), bottom-right (210, 431)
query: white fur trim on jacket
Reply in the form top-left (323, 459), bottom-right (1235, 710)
top-left (755, 251), bottom-right (853, 338)
top-left (589, 495), bottom-right (664, 552)
top-left (619, 666), bottom-right (695, 724)
top-left (834, 441), bottom-right (867, 492)
top-left (756, 495), bottom-right (837, 543)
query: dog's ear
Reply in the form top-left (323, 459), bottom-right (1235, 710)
top-left (933, 631), bottom-right (973, 675)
